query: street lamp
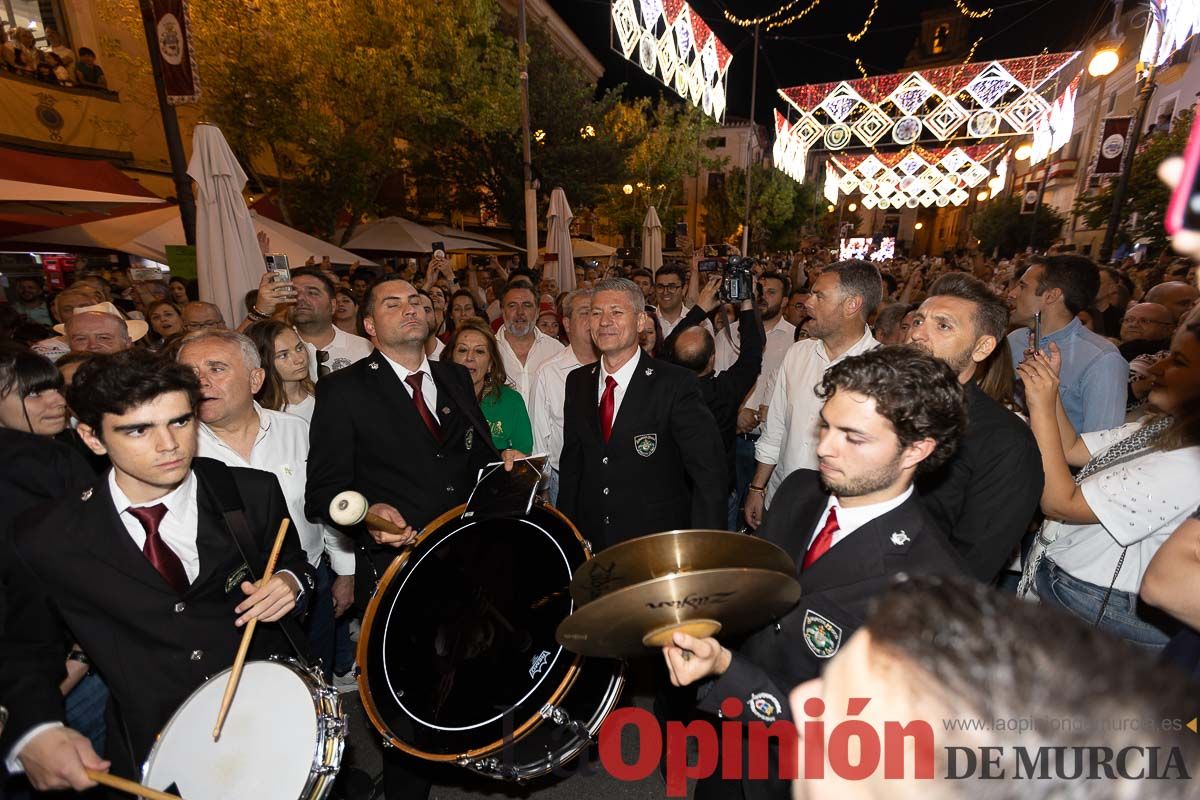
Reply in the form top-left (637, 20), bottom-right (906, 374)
top-left (977, 190), bottom-right (990, 201)
top-left (1014, 143), bottom-right (1033, 161)
top-left (827, 205), bottom-right (835, 213)
top-left (622, 184), bottom-right (634, 195)
top-left (1088, 46), bottom-right (1120, 77)
top-left (848, 202), bottom-right (857, 212)
top-left (915, 222), bottom-right (924, 230)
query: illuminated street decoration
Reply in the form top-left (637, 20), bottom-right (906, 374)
top-left (1140, 0), bottom-right (1199, 66)
top-left (1030, 75), bottom-right (1079, 165)
top-left (777, 52), bottom-right (1080, 150)
top-left (773, 110), bottom-right (808, 182)
top-left (611, 0), bottom-right (732, 122)
top-left (825, 144), bottom-right (1005, 208)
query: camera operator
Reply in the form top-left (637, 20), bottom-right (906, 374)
top-left (663, 273), bottom-right (764, 531)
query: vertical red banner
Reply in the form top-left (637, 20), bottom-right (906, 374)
top-left (148, 0), bottom-right (201, 104)
top-left (1092, 116), bottom-right (1133, 177)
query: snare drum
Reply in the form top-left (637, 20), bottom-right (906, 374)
top-left (359, 503), bottom-right (624, 781)
top-left (142, 657), bottom-right (345, 800)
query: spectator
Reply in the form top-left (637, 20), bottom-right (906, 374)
top-left (73, 46), bottom-right (106, 89)
top-left (1006, 255), bottom-right (1127, 433)
top-left (907, 272), bottom-right (1044, 583)
top-left (784, 288), bottom-right (810, 332)
top-left (427, 284), bottom-right (448, 337)
top-left (44, 28), bottom-right (74, 72)
top-left (496, 282), bottom-right (563, 405)
top-left (332, 287), bottom-right (359, 337)
top-left (247, 320), bottom-right (316, 423)
top-left (168, 276), bottom-right (197, 305)
top-left (45, 52), bottom-right (69, 84)
top-left (535, 303), bottom-right (561, 342)
top-left (443, 289), bottom-right (483, 343)
top-left (8, 276), bottom-right (52, 326)
top-left (0, 344), bottom-right (70, 438)
top-left (1118, 302), bottom-right (1175, 361)
top-left (145, 300), bottom-right (184, 345)
top-left (290, 267), bottom-right (371, 372)
top-left (1017, 319), bottom-right (1200, 651)
top-left (58, 303), bottom-right (145, 354)
top-left (9, 27), bottom-right (37, 75)
top-left (638, 311), bottom-right (664, 357)
top-left (745, 260), bottom-right (881, 528)
top-left (1095, 266), bottom-right (1126, 336)
top-left (350, 269), bottom-right (376, 302)
top-left (654, 265), bottom-right (709, 338)
top-left (871, 302), bottom-right (913, 345)
top-left (181, 301), bottom-right (226, 331)
top-left (628, 268), bottom-right (654, 302)
top-left (448, 318), bottom-right (532, 454)
top-left (415, 291), bottom-right (444, 360)
top-left (1144, 280), bottom-right (1199, 323)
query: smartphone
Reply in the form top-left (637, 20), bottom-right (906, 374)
top-left (697, 258), bottom-right (720, 273)
top-left (264, 253), bottom-right (291, 283)
top-left (1027, 310), bottom-right (1042, 356)
top-left (431, 241), bottom-right (446, 260)
top-left (129, 267), bottom-right (162, 282)
top-left (1166, 101), bottom-right (1200, 234)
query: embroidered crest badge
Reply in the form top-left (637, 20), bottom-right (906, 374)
top-left (225, 563), bottom-right (251, 594)
top-left (465, 429), bottom-right (474, 450)
top-left (80, 488), bottom-right (93, 501)
top-left (890, 530), bottom-right (910, 546)
top-left (645, 367), bottom-right (654, 377)
top-left (748, 692), bottom-right (782, 722)
top-left (634, 434), bottom-right (657, 457)
top-left (369, 361), bottom-right (379, 370)
top-left (802, 610), bottom-right (842, 659)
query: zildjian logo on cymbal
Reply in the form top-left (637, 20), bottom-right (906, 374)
top-left (645, 591), bottom-right (736, 610)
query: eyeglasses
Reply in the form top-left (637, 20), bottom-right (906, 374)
top-left (655, 283), bottom-right (682, 291)
top-left (185, 320), bottom-right (223, 330)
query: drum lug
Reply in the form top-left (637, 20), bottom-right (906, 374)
top-left (458, 755), bottom-right (520, 781)
top-left (323, 716), bottom-right (346, 737)
top-left (539, 703), bottom-right (570, 726)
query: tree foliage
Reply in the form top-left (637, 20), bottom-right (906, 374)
top-left (972, 195), bottom-right (1066, 257)
top-left (1073, 106), bottom-right (1193, 256)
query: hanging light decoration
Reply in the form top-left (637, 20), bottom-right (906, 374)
top-left (847, 0), bottom-right (879, 42)
top-left (953, 0), bottom-right (993, 19)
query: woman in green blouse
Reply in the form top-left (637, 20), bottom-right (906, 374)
top-left (448, 318), bottom-right (533, 453)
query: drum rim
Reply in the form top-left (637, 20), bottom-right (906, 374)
top-left (357, 502), bottom-right (592, 763)
top-left (140, 656), bottom-right (342, 795)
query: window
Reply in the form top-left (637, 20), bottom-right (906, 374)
top-left (706, 137), bottom-right (727, 149)
top-left (1154, 94), bottom-right (1178, 133)
top-left (2, 0), bottom-right (67, 47)
top-left (707, 172), bottom-right (725, 194)
top-left (1106, 92), bottom-right (1117, 114)
top-left (932, 23), bottom-right (950, 54)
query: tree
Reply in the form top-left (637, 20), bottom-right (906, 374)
top-left (702, 164), bottom-right (794, 249)
top-left (972, 196), bottom-right (1065, 256)
top-left (1073, 106), bottom-right (1193, 256)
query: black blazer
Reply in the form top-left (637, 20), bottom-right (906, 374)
top-left (557, 350), bottom-right (727, 551)
top-left (305, 351), bottom-right (497, 589)
top-left (0, 459), bottom-right (313, 771)
top-left (695, 470), bottom-right (969, 800)
top-left (0, 427), bottom-right (95, 538)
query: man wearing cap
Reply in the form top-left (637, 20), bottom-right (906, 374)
top-left (59, 303), bottom-right (148, 355)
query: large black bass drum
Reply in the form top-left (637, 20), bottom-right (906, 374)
top-left (358, 502), bottom-right (624, 781)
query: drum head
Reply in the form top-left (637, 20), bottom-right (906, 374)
top-left (143, 660), bottom-right (319, 800)
top-left (361, 506), bottom-right (587, 759)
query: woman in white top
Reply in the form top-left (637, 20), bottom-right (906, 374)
top-left (1018, 319), bottom-right (1200, 651)
top-left (247, 319), bottom-right (316, 423)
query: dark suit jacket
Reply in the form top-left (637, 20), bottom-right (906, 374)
top-left (695, 470), bottom-right (968, 800)
top-left (917, 382), bottom-right (1043, 582)
top-left (557, 349), bottom-right (727, 550)
top-left (0, 459), bottom-right (313, 771)
top-left (0, 427), bottom-right (95, 538)
top-left (305, 351), bottom-right (497, 596)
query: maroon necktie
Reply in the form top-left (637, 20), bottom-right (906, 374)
top-left (599, 376), bottom-right (617, 443)
top-left (127, 503), bottom-right (189, 594)
top-left (802, 507), bottom-right (839, 570)
top-left (405, 372), bottom-right (442, 441)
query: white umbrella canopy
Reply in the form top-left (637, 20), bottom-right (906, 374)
top-left (545, 188), bottom-right (576, 293)
top-left (344, 217), bottom-right (498, 255)
top-left (642, 205), bottom-right (663, 273)
top-left (252, 212), bottom-right (375, 266)
top-left (4, 205), bottom-right (181, 261)
top-left (187, 124), bottom-right (264, 329)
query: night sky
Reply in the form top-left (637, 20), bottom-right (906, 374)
top-left (547, 0), bottom-right (1111, 125)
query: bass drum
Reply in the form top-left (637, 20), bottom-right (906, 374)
top-left (358, 503), bottom-right (624, 781)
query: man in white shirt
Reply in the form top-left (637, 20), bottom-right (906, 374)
top-left (416, 290), bottom-right (446, 361)
top-left (745, 260), bottom-right (882, 528)
top-left (178, 330), bottom-right (355, 681)
top-left (291, 267), bottom-right (372, 372)
top-left (654, 265), bottom-right (711, 338)
top-left (529, 288), bottom-right (597, 503)
top-left (496, 282), bottom-right (564, 404)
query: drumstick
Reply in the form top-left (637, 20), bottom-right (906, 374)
top-left (86, 770), bottom-right (183, 800)
top-left (212, 518), bottom-right (290, 740)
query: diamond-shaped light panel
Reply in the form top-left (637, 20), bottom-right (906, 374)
top-left (852, 106), bottom-right (891, 146)
top-left (820, 84), bottom-right (864, 124)
top-left (889, 73), bottom-right (937, 115)
top-left (965, 63), bottom-right (1018, 108)
top-left (924, 98), bottom-right (969, 140)
top-left (1002, 91), bottom-right (1050, 134)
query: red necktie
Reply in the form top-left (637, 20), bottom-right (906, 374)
top-left (127, 503), bottom-right (189, 594)
top-left (599, 375), bottom-right (617, 443)
top-left (802, 507), bottom-right (839, 570)
top-left (405, 372), bottom-right (442, 441)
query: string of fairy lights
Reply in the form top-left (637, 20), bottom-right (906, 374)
top-left (723, 0), bottom-right (995, 30)
top-left (846, 0), bottom-right (879, 42)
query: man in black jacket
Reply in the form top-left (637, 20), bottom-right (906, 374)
top-left (558, 278), bottom-right (726, 550)
top-left (907, 272), bottom-right (1044, 583)
top-left (664, 274), bottom-right (764, 529)
top-left (662, 346), bottom-right (970, 800)
top-left (0, 351), bottom-right (313, 792)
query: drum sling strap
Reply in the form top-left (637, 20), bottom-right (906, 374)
top-left (193, 458), bottom-right (313, 669)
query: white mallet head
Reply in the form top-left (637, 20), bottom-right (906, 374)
top-left (330, 490), bottom-right (369, 527)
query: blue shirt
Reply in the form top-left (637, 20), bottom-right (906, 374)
top-left (1007, 317), bottom-right (1127, 434)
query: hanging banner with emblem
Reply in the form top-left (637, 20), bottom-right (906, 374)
top-left (145, 0), bottom-right (201, 104)
top-left (1092, 116), bottom-right (1132, 177)
top-left (1019, 180), bottom-right (1041, 215)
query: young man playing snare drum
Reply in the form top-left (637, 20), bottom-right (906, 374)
top-left (0, 350), bottom-right (315, 792)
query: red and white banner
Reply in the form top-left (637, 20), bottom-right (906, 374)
top-left (147, 0), bottom-right (200, 104)
top-left (1092, 116), bottom-right (1133, 177)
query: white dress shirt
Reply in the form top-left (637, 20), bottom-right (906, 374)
top-left (756, 327), bottom-right (879, 504)
top-left (714, 317), bottom-right (797, 424)
top-left (381, 352), bottom-right (439, 421)
top-left (530, 346), bottom-right (589, 471)
top-left (197, 404), bottom-right (355, 574)
top-left (497, 326), bottom-right (565, 406)
top-left (111, 469), bottom-right (202, 582)
top-left (807, 485), bottom-right (914, 552)
top-left (598, 348), bottom-right (643, 422)
top-left (658, 305), bottom-right (712, 339)
top-left (428, 338), bottom-right (445, 362)
top-left (323, 325), bottom-right (373, 372)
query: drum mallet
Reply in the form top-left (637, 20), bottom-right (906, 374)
top-left (212, 517), bottom-right (290, 740)
top-left (85, 770), bottom-right (183, 800)
top-left (329, 491), bottom-right (412, 541)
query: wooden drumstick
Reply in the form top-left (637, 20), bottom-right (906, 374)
top-left (329, 490), bottom-right (411, 539)
top-left (212, 518), bottom-right (290, 740)
top-left (86, 770), bottom-right (183, 800)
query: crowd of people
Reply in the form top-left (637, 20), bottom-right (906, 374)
top-left (1, 26), bottom-right (106, 89)
top-left (0, 213), bottom-right (1199, 798)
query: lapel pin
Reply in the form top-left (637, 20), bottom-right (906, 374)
top-left (369, 362), bottom-right (379, 370)
top-left (890, 531), bottom-right (910, 546)
top-left (645, 367), bottom-right (654, 376)
top-left (81, 488), bottom-right (93, 501)
top-left (441, 407), bottom-right (450, 415)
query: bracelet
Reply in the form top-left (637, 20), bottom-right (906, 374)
top-left (747, 485), bottom-right (766, 495)
top-left (248, 306), bottom-right (269, 321)
top-left (67, 650), bottom-right (90, 666)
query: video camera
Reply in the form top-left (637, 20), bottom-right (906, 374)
top-left (697, 254), bottom-right (756, 303)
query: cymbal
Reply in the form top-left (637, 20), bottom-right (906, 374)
top-left (570, 530), bottom-right (797, 606)
top-left (557, 567), bottom-right (802, 658)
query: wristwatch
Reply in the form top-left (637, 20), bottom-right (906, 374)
top-left (66, 650), bottom-right (90, 666)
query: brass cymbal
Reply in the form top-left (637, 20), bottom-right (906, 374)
top-left (557, 567), bottom-right (801, 658)
top-left (570, 530), bottom-right (797, 606)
